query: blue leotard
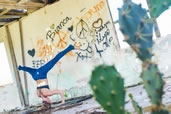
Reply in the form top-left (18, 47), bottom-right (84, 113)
top-left (18, 45), bottom-right (74, 81)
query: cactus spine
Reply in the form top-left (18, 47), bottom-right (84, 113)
top-left (89, 65), bottom-right (125, 114)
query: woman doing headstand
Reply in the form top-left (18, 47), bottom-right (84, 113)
top-left (18, 45), bottom-right (74, 107)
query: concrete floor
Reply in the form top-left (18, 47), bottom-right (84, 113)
top-left (4, 95), bottom-right (105, 114)
top-left (2, 77), bottom-right (171, 114)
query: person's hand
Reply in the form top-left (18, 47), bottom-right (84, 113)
top-left (18, 65), bottom-right (22, 70)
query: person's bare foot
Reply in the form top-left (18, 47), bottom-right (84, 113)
top-left (60, 90), bottom-right (65, 104)
top-left (61, 99), bottom-right (65, 104)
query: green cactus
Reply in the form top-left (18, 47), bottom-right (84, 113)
top-left (118, 1), bottom-right (153, 62)
top-left (152, 109), bottom-right (169, 114)
top-left (89, 65), bottom-right (125, 114)
top-left (140, 62), bottom-right (169, 113)
top-left (148, 0), bottom-right (171, 18)
top-left (129, 93), bottom-right (143, 114)
top-left (89, 0), bottom-right (169, 114)
top-left (141, 62), bottom-right (164, 107)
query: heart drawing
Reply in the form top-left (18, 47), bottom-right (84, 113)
top-left (68, 25), bottom-right (73, 32)
top-left (92, 18), bottom-right (103, 28)
top-left (28, 48), bottom-right (35, 57)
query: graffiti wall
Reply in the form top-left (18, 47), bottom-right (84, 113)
top-left (19, 0), bottom-right (119, 104)
top-left (24, 0), bottom-right (119, 67)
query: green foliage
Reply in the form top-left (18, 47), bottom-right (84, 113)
top-left (118, 1), bottom-right (153, 62)
top-left (141, 63), bottom-right (164, 106)
top-left (64, 91), bottom-right (68, 98)
top-left (148, 0), bottom-right (171, 18)
top-left (129, 93), bottom-right (143, 114)
top-left (89, 65), bottom-right (125, 114)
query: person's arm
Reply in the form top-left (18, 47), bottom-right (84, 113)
top-left (40, 45), bottom-right (75, 73)
top-left (18, 65), bottom-right (36, 74)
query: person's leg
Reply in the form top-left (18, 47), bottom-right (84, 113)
top-left (39, 45), bottom-right (74, 74)
top-left (41, 88), bottom-right (65, 104)
top-left (37, 90), bottom-right (41, 97)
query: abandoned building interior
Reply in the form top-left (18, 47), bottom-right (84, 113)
top-left (0, 0), bottom-right (171, 113)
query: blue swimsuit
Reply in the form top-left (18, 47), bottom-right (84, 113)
top-left (18, 45), bottom-right (74, 81)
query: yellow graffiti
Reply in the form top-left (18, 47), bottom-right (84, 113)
top-left (36, 40), bottom-right (54, 58)
top-left (74, 42), bottom-right (81, 50)
top-left (36, 37), bottom-right (74, 59)
top-left (56, 31), bottom-right (68, 49)
top-left (76, 0), bottom-right (105, 23)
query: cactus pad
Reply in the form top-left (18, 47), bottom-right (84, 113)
top-left (148, 0), bottom-right (171, 18)
top-left (118, 1), bottom-right (153, 61)
top-left (141, 63), bottom-right (164, 106)
top-left (129, 93), bottom-right (143, 114)
top-left (89, 65), bottom-right (125, 114)
top-left (152, 109), bottom-right (169, 114)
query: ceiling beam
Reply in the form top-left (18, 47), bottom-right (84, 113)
top-left (5, 9), bottom-right (27, 16)
top-left (0, 1), bottom-right (44, 10)
top-left (0, 22), bottom-right (8, 25)
top-left (0, 15), bottom-right (21, 19)
top-left (0, 8), bottom-right (9, 16)
top-left (0, 0), bottom-right (17, 4)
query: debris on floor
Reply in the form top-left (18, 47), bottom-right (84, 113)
top-left (4, 95), bottom-right (106, 114)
